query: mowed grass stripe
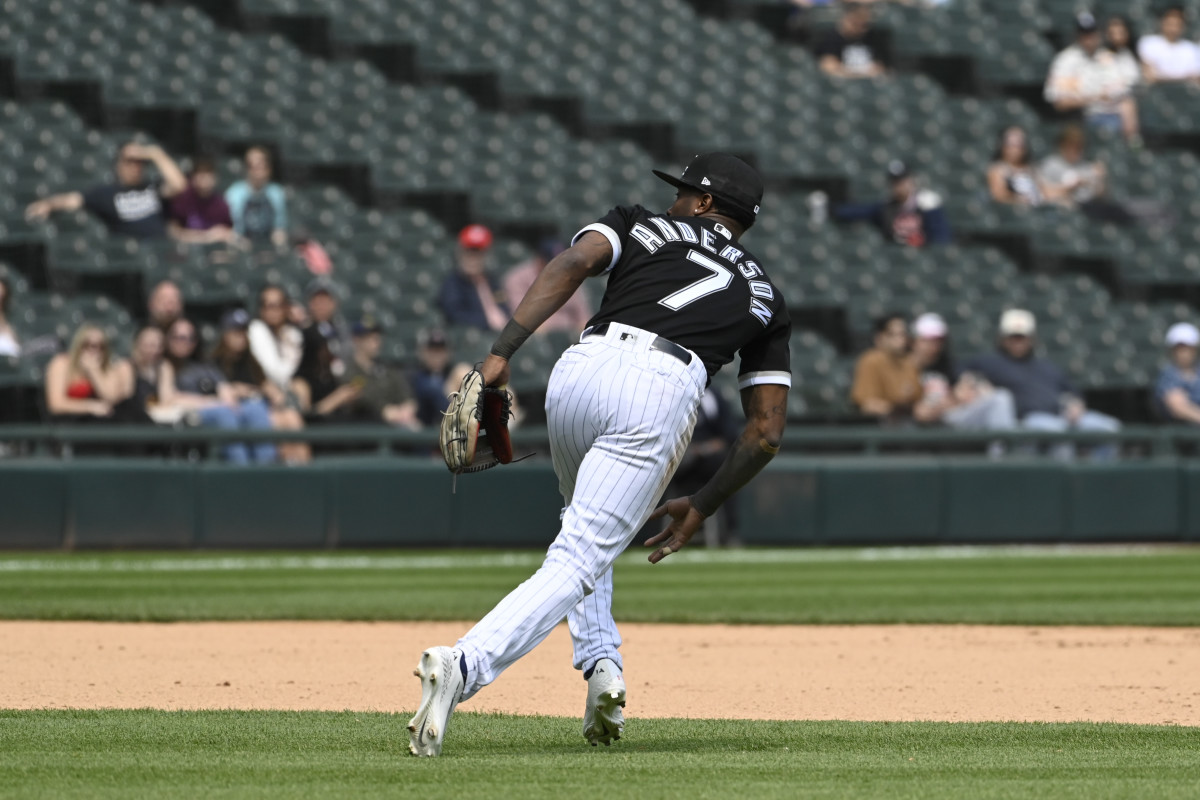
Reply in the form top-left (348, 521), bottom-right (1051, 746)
top-left (0, 549), bottom-right (1198, 624)
top-left (1, 710), bottom-right (1197, 800)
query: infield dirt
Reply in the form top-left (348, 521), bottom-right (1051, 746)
top-left (4, 621), bottom-right (1199, 725)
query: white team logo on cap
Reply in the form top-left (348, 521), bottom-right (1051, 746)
top-left (701, 177), bottom-right (711, 185)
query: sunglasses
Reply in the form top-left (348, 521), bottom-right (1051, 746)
top-left (169, 333), bottom-right (196, 342)
top-left (260, 301), bottom-right (285, 309)
top-left (82, 341), bottom-right (106, 350)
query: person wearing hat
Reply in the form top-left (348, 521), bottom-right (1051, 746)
top-left (1154, 322), bottom-right (1200, 424)
top-left (409, 328), bottom-right (468, 427)
top-left (963, 309), bottom-right (1120, 443)
top-left (406, 152), bottom-right (791, 757)
top-left (503, 239), bottom-right (593, 336)
top-left (833, 160), bottom-right (951, 247)
top-left (437, 224), bottom-right (511, 331)
top-left (332, 317), bottom-right (419, 428)
top-left (1045, 11), bottom-right (1141, 143)
top-left (909, 312), bottom-right (1016, 435)
top-left (297, 278), bottom-right (349, 407)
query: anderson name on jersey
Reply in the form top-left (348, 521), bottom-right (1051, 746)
top-left (574, 204), bottom-right (791, 390)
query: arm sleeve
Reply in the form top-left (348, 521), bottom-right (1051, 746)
top-left (923, 207), bottom-right (953, 245)
top-left (247, 320), bottom-right (297, 387)
top-left (268, 185), bottom-right (288, 231)
top-left (1044, 51), bottom-right (1074, 102)
top-left (850, 353), bottom-right (884, 408)
top-left (1154, 368), bottom-right (1182, 402)
top-left (81, 185), bottom-right (113, 222)
top-left (813, 32), bottom-right (840, 61)
top-left (832, 202), bottom-right (884, 223)
top-left (225, 183), bottom-right (246, 233)
top-left (214, 196), bottom-right (233, 228)
top-left (571, 205), bottom-right (645, 274)
top-left (737, 303), bottom-right (792, 390)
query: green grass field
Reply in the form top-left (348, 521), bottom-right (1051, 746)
top-left (3, 710), bottom-right (1198, 800)
top-left (3, 546), bottom-right (1198, 798)
top-left (0, 546), bottom-right (1198, 624)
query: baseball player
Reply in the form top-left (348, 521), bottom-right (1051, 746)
top-left (409, 153), bottom-right (792, 756)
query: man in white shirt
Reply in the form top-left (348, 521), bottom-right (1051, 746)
top-left (1045, 12), bottom-right (1141, 143)
top-left (1138, 6), bottom-right (1200, 83)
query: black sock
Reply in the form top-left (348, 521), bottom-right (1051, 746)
top-left (583, 665), bottom-right (595, 680)
top-left (459, 653), bottom-right (468, 683)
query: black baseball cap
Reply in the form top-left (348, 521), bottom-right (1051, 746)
top-left (887, 159), bottom-right (910, 181)
top-left (351, 316), bottom-right (382, 337)
top-left (220, 308), bottom-right (250, 330)
top-left (652, 153), bottom-right (763, 218)
top-left (1076, 11), bottom-right (1098, 33)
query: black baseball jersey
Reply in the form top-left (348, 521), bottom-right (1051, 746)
top-left (574, 205), bottom-right (792, 389)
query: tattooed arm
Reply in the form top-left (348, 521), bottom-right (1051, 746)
top-left (646, 383), bottom-right (788, 563)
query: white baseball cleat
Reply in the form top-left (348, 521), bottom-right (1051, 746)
top-left (582, 658), bottom-right (626, 746)
top-left (407, 646), bottom-right (465, 757)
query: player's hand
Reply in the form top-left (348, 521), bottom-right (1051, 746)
top-left (480, 353), bottom-right (510, 388)
top-left (645, 496), bottom-right (707, 564)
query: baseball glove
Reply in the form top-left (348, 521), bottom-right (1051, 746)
top-left (440, 367), bottom-right (515, 475)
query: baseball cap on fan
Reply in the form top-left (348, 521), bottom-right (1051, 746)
top-left (458, 224), bottom-right (493, 250)
top-left (652, 153), bottom-right (764, 219)
top-left (999, 309), bottom-right (1037, 337)
top-left (1165, 322), bottom-right (1200, 348)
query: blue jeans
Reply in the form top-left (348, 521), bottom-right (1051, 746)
top-left (1022, 410), bottom-right (1121, 461)
top-left (197, 398), bottom-right (277, 464)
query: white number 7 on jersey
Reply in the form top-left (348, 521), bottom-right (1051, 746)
top-left (658, 249), bottom-right (734, 310)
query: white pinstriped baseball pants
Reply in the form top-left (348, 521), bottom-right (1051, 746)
top-left (457, 322), bottom-right (706, 700)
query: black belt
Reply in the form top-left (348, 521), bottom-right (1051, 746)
top-left (582, 322), bottom-right (693, 366)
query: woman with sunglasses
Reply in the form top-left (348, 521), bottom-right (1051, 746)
top-left (164, 317), bottom-right (276, 464)
top-left (44, 324), bottom-right (135, 420)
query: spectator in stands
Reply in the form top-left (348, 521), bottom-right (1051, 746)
top-left (851, 313), bottom-right (923, 423)
top-left (249, 285), bottom-right (305, 402)
top-left (1138, 6), bottom-right (1200, 84)
top-left (833, 160), bottom-right (952, 246)
top-left (816, 3), bottom-right (886, 79)
top-left (331, 317), bottom-right (421, 427)
top-left (211, 308), bottom-right (308, 463)
top-left (146, 280), bottom-right (184, 333)
top-left (225, 146), bottom-right (288, 248)
top-left (0, 277), bottom-right (19, 356)
top-left (1154, 322), bottom-right (1200, 424)
top-left (168, 157), bottom-right (239, 246)
top-left (1038, 124), bottom-right (1134, 224)
top-left (1045, 12), bottom-right (1141, 143)
top-left (665, 386), bottom-right (742, 547)
top-left (410, 328), bottom-right (457, 427)
top-left (503, 239), bottom-right (591, 335)
top-left (1104, 15), bottom-right (1143, 92)
top-left (129, 325), bottom-right (178, 423)
top-left (909, 312), bottom-right (1017, 433)
top-left (297, 278), bottom-right (348, 409)
top-left (438, 224), bottom-right (510, 331)
top-left (44, 324), bottom-right (135, 421)
top-left (963, 309), bottom-right (1120, 442)
top-left (25, 141), bottom-right (186, 239)
top-left (164, 317), bottom-right (275, 464)
top-left (987, 126), bottom-right (1046, 206)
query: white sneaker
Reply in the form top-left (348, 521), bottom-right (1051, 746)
top-left (408, 646), bottom-right (465, 757)
top-left (582, 658), bottom-right (625, 746)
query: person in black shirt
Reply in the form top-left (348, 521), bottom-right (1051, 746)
top-left (25, 141), bottom-right (187, 238)
top-left (815, 3), bottom-right (886, 79)
top-left (408, 153), bottom-right (792, 757)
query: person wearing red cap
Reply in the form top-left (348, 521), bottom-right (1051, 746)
top-left (437, 224), bottom-right (511, 331)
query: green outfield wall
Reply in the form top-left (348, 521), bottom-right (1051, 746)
top-left (1, 456), bottom-right (1197, 549)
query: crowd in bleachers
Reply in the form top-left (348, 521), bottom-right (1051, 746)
top-left (3, 0), bottom-right (1200, 462)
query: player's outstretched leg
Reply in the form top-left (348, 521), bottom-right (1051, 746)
top-left (408, 646), bottom-right (466, 757)
top-left (582, 657), bottom-right (626, 746)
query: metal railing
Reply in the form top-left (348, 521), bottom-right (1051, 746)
top-left (0, 423), bottom-right (1193, 460)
